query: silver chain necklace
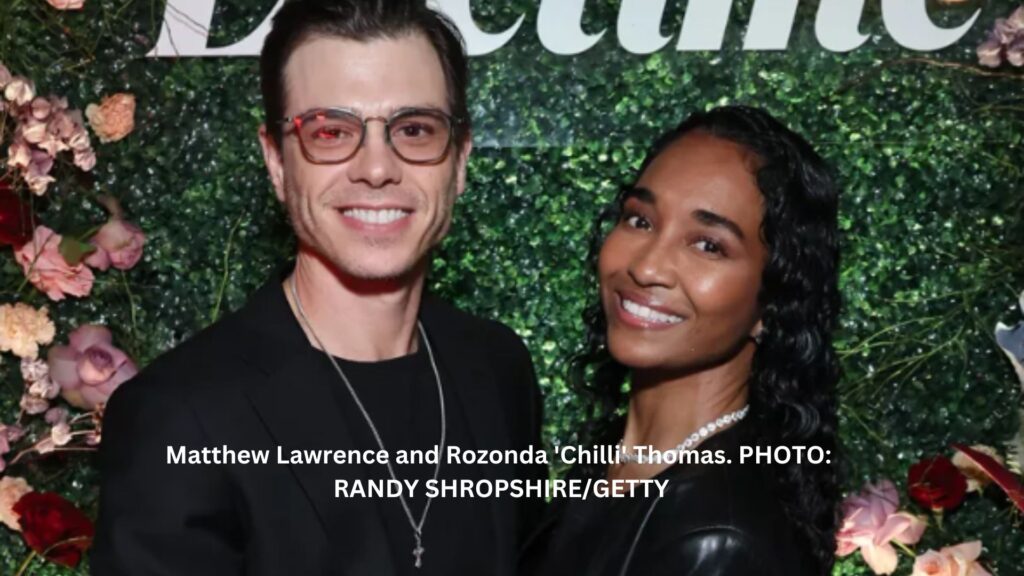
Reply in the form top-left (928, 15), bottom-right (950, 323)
top-left (617, 405), bottom-right (749, 464)
top-left (289, 276), bottom-right (446, 569)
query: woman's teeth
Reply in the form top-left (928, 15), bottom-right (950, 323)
top-left (622, 298), bottom-right (683, 324)
top-left (343, 208), bottom-right (410, 225)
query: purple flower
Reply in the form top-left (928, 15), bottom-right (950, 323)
top-left (977, 36), bottom-right (1004, 68)
top-left (47, 325), bottom-right (137, 411)
top-left (1007, 36), bottom-right (1024, 67)
top-left (977, 7), bottom-right (1024, 67)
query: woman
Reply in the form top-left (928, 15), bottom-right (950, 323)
top-left (523, 106), bottom-right (841, 576)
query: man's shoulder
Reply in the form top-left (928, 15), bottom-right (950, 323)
top-left (124, 308), bottom-right (257, 396)
top-left (422, 293), bottom-right (529, 355)
top-left (162, 308), bottom-right (255, 367)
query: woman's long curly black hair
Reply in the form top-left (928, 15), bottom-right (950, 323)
top-left (570, 105), bottom-right (841, 575)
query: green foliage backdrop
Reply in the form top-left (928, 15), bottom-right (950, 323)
top-left (1, 0), bottom-right (1022, 573)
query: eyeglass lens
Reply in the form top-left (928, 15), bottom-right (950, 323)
top-left (297, 109), bottom-right (451, 163)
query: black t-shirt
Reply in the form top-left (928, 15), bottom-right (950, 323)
top-left (326, 341), bottom-right (494, 576)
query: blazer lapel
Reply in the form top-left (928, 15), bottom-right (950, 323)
top-left (237, 278), bottom-right (398, 576)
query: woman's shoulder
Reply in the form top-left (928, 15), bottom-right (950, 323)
top-left (653, 457), bottom-right (791, 537)
top-left (635, 428), bottom-right (814, 574)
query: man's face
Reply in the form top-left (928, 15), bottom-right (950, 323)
top-left (259, 34), bottom-right (471, 281)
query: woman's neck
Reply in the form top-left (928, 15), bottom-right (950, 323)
top-left (610, 345), bottom-right (753, 480)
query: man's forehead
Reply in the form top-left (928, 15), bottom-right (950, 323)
top-left (282, 34), bottom-right (449, 116)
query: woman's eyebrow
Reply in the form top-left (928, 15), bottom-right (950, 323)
top-left (621, 186), bottom-right (655, 205)
top-left (693, 208), bottom-right (745, 240)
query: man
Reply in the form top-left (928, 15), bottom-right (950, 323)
top-left (91, 1), bottom-right (546, 574)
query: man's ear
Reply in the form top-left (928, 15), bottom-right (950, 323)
top-left (454, 131), bottom-right (473, 198)
top-left (258, 124), bottom-right (286, 203)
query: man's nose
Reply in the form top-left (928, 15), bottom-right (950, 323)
top-left (345, 121), bottom-right (402, 188)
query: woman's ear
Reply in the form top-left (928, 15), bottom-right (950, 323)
top-left (751, 319), bottom-right (765, 345)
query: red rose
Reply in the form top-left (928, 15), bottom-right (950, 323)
top-left (11, 491), bottom-right (94, 567)
top-left (908, 456), bottom-right (968, 511)
top-left (0, 179), bottom-right (32, 246)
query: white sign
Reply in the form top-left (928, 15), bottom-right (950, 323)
top-left (148, 0), bottom-right (981, 58)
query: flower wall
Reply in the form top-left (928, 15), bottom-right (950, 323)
top-left (1, 0), bottom-right (1022, 574)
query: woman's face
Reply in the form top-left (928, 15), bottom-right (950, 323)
top-left (599, 131), bottom-right (769, 373)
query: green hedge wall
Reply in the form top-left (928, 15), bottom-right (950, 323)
top-left (1, 0), bottom-right (1022, 574)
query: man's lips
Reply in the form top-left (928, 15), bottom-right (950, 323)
top-left (614, 291), bottom-right (686, 328)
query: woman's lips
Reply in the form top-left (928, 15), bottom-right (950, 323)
top-left (614, 292), bottom-right (685, 329)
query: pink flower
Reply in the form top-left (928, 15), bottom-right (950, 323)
top-left (977, 37), bottom-right (1004, 68)
top-left (911, 541), bottom-right (991, 576)
top-left (1011, 6), bottom-right (1024, 29)
top-left (67, 124), bottom-right (90, 151)
top-left (8, 139), bottom-right (31, 169)
top-left (0, 62), bottom-right (12, 89)
top-left (20, 394), bottom-right (49, 415)
top-left (73, 148), bottom-right (96, 171)
top-left (48, 325), bottom-right (137, 411)
top-left (48, 109), bottom-right (76, 139)
top-left (30, 97), bottom-right (52, 121)
top-left (35, 438), bottom-right (55, 454)
top-left (1008, 37), bottom-right (1024, 67)
top-left (21, 117), bottom-right (49, 144)
top-left (21, 357), bottom-right (49, 382)
top-left (25, 149), bottom-right (57, 195)
top-left (0, 476), bottom-right (33, 531)
top-left (836, 480), bottom-right (927, 575)
top-left (977, 7), bottom-right (1024, 67)
top-left (4, 77), bottom-right (34, 107)
top-left (51, 422), bottom-right (72, 446)
top-left (14, 226), bottom-right (95, 301)
top-left (85, 218), bottom-right (145, 271)
top-left (85, 93), bottom-right (135, 143)
top-left (46, 0), bottom-right (85, 9)
top-left (28, 376), bottom-right (60, 400)
top-left (44, 407), bottom-right (68, 425)
top-left (0, 425), bottom-right (9, 474)
top-left (4, 425), bottom-right (25, 443)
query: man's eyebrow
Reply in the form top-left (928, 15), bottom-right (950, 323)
top-left (621, 186), bottom-right (655, 205)
top-left (693, 208), bottom-right (745, 240)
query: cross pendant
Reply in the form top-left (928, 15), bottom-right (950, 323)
top-left (413, 544), bottom-right (425, 568)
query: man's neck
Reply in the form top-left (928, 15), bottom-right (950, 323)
top-left (284, 250), bottom-right (426, 362)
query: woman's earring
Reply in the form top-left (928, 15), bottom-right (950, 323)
top-left (751, 330), bottom-right (764, 345)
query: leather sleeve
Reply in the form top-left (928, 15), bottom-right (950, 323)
top-left (90, 375), bottom-right (245, 576)
top-left (629, 527), bottom-right (773, 576)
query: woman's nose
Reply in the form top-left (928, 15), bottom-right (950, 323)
top-left (627, 239), bottom-right (676, 289)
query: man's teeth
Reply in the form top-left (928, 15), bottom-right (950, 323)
top-left (343, 208), bottom-right (409, 225)
top-left (622, 299), bottom-right (683, 324)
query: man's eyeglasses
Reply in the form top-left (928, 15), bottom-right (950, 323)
top-left (279, 107), bottom-right (463, 165)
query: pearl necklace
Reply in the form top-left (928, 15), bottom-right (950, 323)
top-left (617, 405), bottom-right (749, 464)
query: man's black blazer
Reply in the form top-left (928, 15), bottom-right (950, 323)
top-left (91, 276), bottom-right (546, 575)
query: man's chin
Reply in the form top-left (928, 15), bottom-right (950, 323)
top-left (326, 255), bottom-right (425, 289)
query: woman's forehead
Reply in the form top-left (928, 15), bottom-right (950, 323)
top-left (636, 132), bottom-right (763, 224)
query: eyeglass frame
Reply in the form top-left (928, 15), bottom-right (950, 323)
top-left (277, 106), bottom-right (466, 165)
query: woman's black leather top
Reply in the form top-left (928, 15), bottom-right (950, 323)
top-left (520, 420), bottom-right (814, 576)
